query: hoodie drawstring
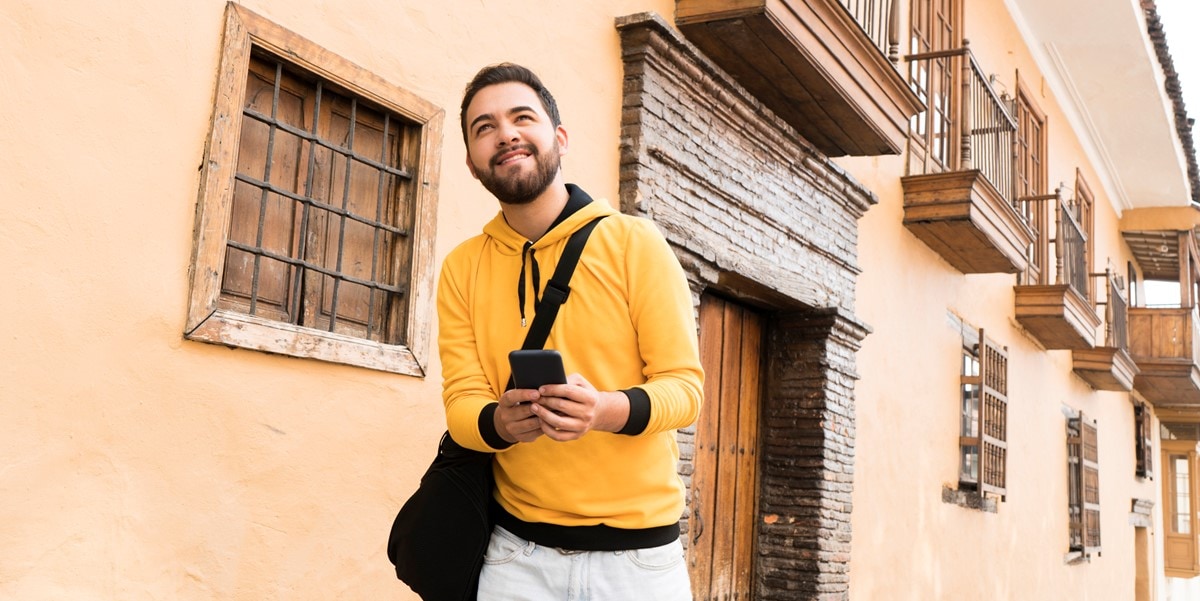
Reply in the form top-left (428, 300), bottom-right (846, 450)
top-left (518, 241), bottom-right (541, 327)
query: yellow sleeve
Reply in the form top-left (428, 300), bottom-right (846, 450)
top-left (623, 219), bottom-right (704, 433)
top-left (436, 242), bottom-right (503, 451)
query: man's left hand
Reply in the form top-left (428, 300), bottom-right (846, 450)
top-left (530, 374), bottom-right (630, 441)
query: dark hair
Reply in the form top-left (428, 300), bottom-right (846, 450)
top-left (459, 63), bottom-right (561, 143)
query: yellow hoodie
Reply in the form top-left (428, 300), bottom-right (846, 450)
top-left (437, 185), bottom-right (703, 538)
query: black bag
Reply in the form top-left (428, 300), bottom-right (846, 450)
top-left (387, 432), bottom-right (493, 601)
top-left (387, 216), bottom-right (606, 600)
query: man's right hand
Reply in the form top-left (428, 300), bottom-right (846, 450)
top-left (495, 388), bottom-right (546, 443)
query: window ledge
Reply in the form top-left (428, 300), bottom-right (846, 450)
top-left (1064, 551), bottom-right (1096, 565)
top-left (942, 485), bottom-right (997, 513)
top-left (187, 308), bottom-right (425, 376)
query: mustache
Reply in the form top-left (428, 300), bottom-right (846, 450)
top-left (490, 143), bottom-right (538, 168)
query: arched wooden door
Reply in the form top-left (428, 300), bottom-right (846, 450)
top-left (691, 293), bottom-right (764, 600)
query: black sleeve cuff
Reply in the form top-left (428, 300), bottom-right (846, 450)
top-left (479, 402), bottom-right (515, 450)
top-left (617, 387), bottom-right (651, 435)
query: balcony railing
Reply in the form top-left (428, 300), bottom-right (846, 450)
top-left (1071, 270), bottom-right (1137, 391)
top-left (837, 0), bottom-right (899, 60)
top-left (901, 40), bottom-right (1030, 275)
top-left (1102, 271), bottom-right (1129, 351)
top-left (1019, 186), bottom-right (1089, 299)
top-left (906, 40), bottom-right (1017, 202)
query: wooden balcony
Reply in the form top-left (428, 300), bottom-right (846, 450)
top-left (675, 0), bottom-right (922, 156)
top-left (900, 44), bottom-right (1030, 274)
top-left (1014, 285), bottom-right (1100, 350)
top-left (1015, 188), bottom-right (1100, 350)
top-left (1073, 347), bottom-right (1138, 391)
top-left (1072, 273), bottom-right (1137, 391)
top-left (1129, 307), bottom-right (1200, 407)
top-left (901, 170), bottom-right (1033, 273)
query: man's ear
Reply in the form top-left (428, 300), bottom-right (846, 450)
top-left (555, 124), bottom-right (569, 157)
top-left (464, 153), bottom-right (479, 180)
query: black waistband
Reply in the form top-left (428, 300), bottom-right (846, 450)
top-left (492, 500), bottom-right (681, 551)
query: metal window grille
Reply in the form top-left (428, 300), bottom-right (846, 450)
top-left (220, 50), bottom-right (416, 344)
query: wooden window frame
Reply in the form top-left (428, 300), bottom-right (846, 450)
top-left (1014, 74), bottom-right (1049, 284)
top-left (959, 327), bottom-right (1008, 500)
top-left (906, 0), bottom-right (962, 175)
top-left (1068, 412), bottom-right (1101, 559)
top-left (1074, 169), bottom-right (1096, 303)
top-left (185, 4), bottom-right (442, 375)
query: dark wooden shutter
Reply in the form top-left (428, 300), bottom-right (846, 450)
top-left (693, 294), bottom-right (762, 601)
top-left (978, 329), bottom-right (1008, 498)
top-left (302, 93), bottom-right (407, 340)
top-left (1069, 413), bottom-right (1101, 555)
top-left (221, 55), bottom-right (309, 321)
top-left (1080, 417), bottom-right (1101, 553)
top-left (221, 53), bottom-right (412, 344)
top-left (1134, 402), bottom-right (1153, 479)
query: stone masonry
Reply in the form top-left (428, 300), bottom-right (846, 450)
top-left (617, 13), bottom-right (874, 601)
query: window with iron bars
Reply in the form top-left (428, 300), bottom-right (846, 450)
top-left (185, 5), bottom-right (441, 375)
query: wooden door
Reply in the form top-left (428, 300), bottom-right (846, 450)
top-left (1163, 440), bottom-right (1200, 577)
top-left (691, 294), bottom-right (763, 600)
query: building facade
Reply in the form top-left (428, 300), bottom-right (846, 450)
top-left (2, 0), bottom-right (1197, 599)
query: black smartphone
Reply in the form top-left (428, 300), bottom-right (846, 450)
top-left (508, 349), bottom-right (568, 389)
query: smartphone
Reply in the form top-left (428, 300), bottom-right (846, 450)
top-left (508, 349), bottom-right (568, 389)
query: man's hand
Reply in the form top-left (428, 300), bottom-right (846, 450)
top-left (530, 374), bottom-right (631, 441)
top-left (495, 388), bottom-right (545, 444)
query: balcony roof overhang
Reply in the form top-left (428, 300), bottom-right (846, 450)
top-left (1120, 206), bottom-right (1200, 280)
top-left (1007, 0), bottom-right (1198, 212)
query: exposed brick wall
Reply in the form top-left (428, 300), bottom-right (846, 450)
top-left (617, 12), bottom-right (873, 600)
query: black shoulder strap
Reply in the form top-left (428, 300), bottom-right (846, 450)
top-left (520, 215), bottom-right (607, 350)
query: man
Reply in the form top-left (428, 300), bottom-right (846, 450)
top-left (438, 63), bottom-right (703, 600)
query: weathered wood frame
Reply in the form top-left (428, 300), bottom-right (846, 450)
top-left (184, 3), bottom-right (443, 375)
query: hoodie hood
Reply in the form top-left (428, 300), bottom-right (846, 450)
top-left (479, 184), bottom-right (618, 328)
top-left (481, 184), bottom-right (617, 254)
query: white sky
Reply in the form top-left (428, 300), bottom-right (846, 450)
top-left (1158, 0), bottom-right (1199, 141)
top-left (1136, 1), bottom-right (1195, 303)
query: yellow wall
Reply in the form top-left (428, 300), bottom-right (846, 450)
top-left (0, 1), bottom-right (669, 598)
top-left (0, 0), bottom-right (1177, 599)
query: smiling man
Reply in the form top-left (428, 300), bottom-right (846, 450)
top-left (435, 63), bottom-right (704, 600)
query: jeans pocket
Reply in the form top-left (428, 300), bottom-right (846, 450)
top-left (625, 540), bottom-right (685, 571)
top-left (483, 526), bottom-right (528, 565)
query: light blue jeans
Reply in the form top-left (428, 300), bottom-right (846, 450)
top-left (477, 525), bottom-right (693, 601)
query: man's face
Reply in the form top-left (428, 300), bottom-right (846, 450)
top-left (463, 82), bottom-right (568, 205)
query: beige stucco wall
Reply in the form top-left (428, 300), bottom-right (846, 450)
top-left (0, 1), bottom-right (671, 598)
top-left (843, 1), bottom-right (1164, 599)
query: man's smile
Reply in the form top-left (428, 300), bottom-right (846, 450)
top-left (492, 145), bottom-right (536, 168)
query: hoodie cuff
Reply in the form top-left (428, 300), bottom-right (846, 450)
top-left (480, 402), bottom-right (516, 450)
top-left (617, 387), bottom-right (651, 435)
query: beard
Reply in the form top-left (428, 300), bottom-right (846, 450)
top-left (475, 140), bottom-right (562, 205)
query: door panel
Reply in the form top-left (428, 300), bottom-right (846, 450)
top-left (692, 294), bottom-right (764, 600)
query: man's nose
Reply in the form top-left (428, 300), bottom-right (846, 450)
top-left (495, 120), bottom-right (520, 144)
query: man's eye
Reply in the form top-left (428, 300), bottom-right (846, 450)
top-left (475, 123), bottom-right (494, 135)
